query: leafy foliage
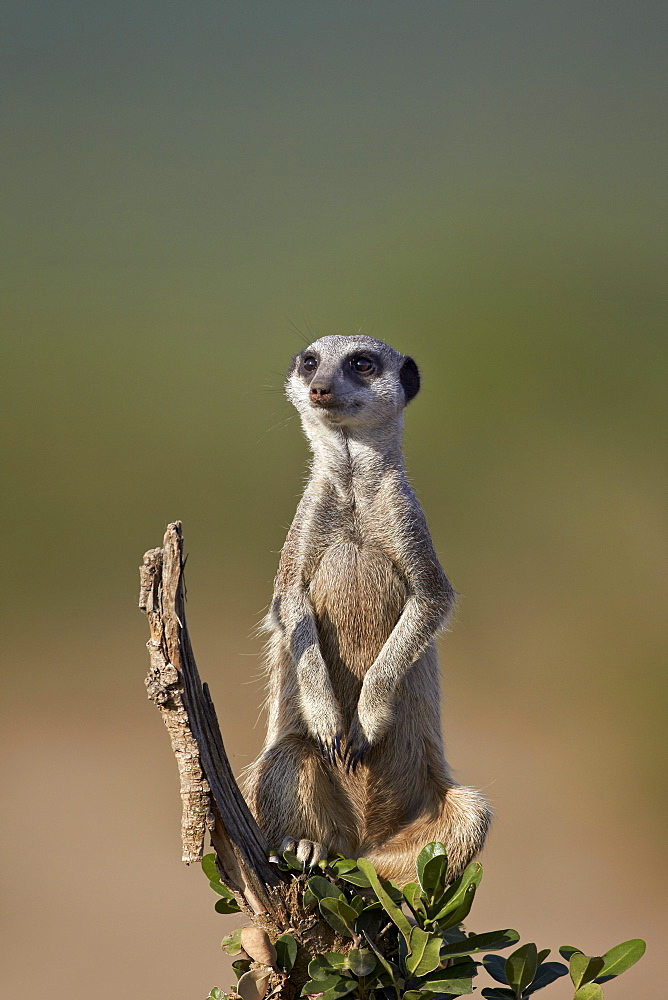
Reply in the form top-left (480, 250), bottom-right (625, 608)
top-left (201, 854), bottom-right (241, 915)
top-left (204, 844), bottom-right (645, 1000)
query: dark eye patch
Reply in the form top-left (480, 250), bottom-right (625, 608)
top-left (345, 352), bottom-right (381, 380)
top-left (351, 356), bottom-right (374, 374)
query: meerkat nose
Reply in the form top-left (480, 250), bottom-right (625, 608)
top-left (310, 385), bottom-right (332, 400)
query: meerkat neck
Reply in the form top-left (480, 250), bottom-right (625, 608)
top-left (304, 416), bottom-right (406, 491)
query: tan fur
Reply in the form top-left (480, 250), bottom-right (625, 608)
top-left (243, 335), bottom-right (490, 884)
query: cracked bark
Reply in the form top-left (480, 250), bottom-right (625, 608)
top-left (140, 522), bottom-right (379, 999)
top-left (139, 521), bottom-right (285, 919)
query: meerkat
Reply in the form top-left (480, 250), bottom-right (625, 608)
top-left (243, 335), bottom-right (491, 885)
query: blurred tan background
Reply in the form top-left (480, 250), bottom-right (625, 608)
top-left (1, 2), bottom-right (665, 997)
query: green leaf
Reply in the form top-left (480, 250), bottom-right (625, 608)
top-left (570, 954), bottom-right (605, 990)
top-left (202, 854), bottom-right (221, 882)
top-left (301, 974), bottom-right (355, 998)
top-left (302, 974), bottom-right (348, 992)
top-left (416, 842), bottom-right (448, 894)
top-left (232, 959), bottom-right (251, 980)
top-left (481, 990), bottom-right (516, 1000)
top-left (349, 895), bottom-right (366, 916)
top-left (214, 896), bottom-right (241, 914)
top-left (421, 960), bottom-right (477, 996)
top-left (282, 850), bottom-right (303, 870)
top-left (221, 928), bottom-right (243, 956)
top-left (326, 953), bottom-right (350, 969)
top-left (597, 938), bottom-right (646, 980)
top-left (382, 877), bottom-right (406, 904)
top-left (403, 882), bottom-right (428, 921)
top-left (328, 857), bottom-right (359, 874)
top-left (574, 985), bottom-right (604, 1000)
top-left (559, 945), bottom-right (583, 962)
top-left (208, 879), bottom-right (238, 900)
top-left (318, 982), bottom-right (359, 1000)
top-left (357, 858), bottom-right (414, 946)
top-left (354, 904), bottom-right (386, 940)
top-left (402, 881), bottom-right (422, 903)
top-left (307, 875), bottom-right (344, 900)
top-left (536, 949), bottom-right (550, 965)
top-left (430, 863), bottom-right (483, 929)
top-left (482, 954), bottom-right (508, 985)
top-left (402, 992), bottom-right (435, 1000)
top-left (208, 990), bottom-right (225, 1000)
top-left (421, 856), bottom-right (449, 901)
top-left (524, 962), bottom-right (568, 994)
top-left (308, 953), bottom-right (349, 980)
top-left (440, 929), bottom-right (520, 958)
top-left (348, 948), bottom-right (377, 977)
top-left (433, 884), bottom-right (478, 931)
top-left (319, 897), bottom-right (358, 938)
top-left (405, 927), bottom-right (443, 977)
top-left (505, 943), bottom-right (538, 997)
top-left (338, 869), bottom-right (372, 887)
top-left (275, 934), bottom-right (298, 973)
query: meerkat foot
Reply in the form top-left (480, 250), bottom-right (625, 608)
top-left (279, 836), bottom-right (326, 869)
top-left (362, 784), bottom-right (492, 886)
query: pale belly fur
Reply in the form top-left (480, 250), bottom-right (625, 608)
top-left (308, 539), bottom-right (409, 723)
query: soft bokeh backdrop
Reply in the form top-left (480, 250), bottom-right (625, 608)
top-left (1, 1), bottom-right (665, 997)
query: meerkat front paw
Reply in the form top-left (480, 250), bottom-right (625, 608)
top-left (343, 715), bottom-right (371, 773)
top-left (279, 837), bottom-right (326, 868)
top-left (344, 687), bottom-right (396, 771)
top-left (315, 732), bottom-right (343, 764)
top-left (303, 703), bottom-right (344, 764)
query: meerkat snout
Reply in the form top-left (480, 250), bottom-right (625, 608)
top-left (309, 384), bottom-right (333, 405)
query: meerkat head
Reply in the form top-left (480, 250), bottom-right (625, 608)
top-left (286, 335), bottom-right (420, 435)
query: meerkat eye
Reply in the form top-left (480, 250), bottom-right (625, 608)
top-left (352, 356), bottom-right (374, 375)
top-left (302, 356), bottom-right (318, 373)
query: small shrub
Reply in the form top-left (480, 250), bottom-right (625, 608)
top-left (204, 844), bottom-right (645, 1000)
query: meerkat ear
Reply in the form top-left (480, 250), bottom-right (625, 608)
top-left (400, 356), bottom-right (420, 404)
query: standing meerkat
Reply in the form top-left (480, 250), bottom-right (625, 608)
top-left (243, 335), bottom-right (490, 885)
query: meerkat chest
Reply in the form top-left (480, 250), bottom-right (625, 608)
top-left (308, 533), bottom-right (408, 682)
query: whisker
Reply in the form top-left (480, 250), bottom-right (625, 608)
top-left (300, 306), bottom-right (316, 340)
top-left (285, 315), bottom-right (311, 345)
top-left (254, 411), bottom-right (297, 445)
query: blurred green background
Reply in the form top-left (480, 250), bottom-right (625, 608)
top-left (1, 1), bottom-right (665, 996)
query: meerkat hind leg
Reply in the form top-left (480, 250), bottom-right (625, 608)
top-left (244, 733), bottom-right (359, 864)
top-left (363, 784), bottom-right (491, 887)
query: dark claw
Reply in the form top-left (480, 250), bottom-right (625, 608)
top-left (313, 734), bottom-right (344, 765)
top-left (316, 735), bottom-right (344, 765)
top-left (345, 737), bottom-right (370, 774)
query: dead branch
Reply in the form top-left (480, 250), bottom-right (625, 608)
top-left (139, 521), bottom-right (284, 918)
